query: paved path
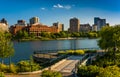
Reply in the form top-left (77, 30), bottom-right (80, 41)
top-left (52, 56), bottom-right (83, 73)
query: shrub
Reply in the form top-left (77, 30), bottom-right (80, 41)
top-left (0, 63), bottom-right (7, 72)
top-left (97, 66), bottom-right (120, 77)
top-left (77, 65), bottom-right (100, 77)
top-left (75, 50), bottom-right (85, 55)
top-left (66, 50), bottom-right (74, 55)
top-left (6, 63), bottom-right (17, 73)
top-left (85, 50), bottom-right (97, 53)
top-left (66, 50), bottom-right (85, 55)
top-left (58, 51), bottom-right (66, 55)
top-left (17, 60), bottom-right (40, 72)
top-left (0, 72), bottom-right (5, 77)
top-left (41, 70), bottom-right (62, 77)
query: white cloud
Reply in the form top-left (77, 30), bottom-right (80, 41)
top-left (41, 8), bottom-right (46, 10)
top-left (53, 4), bottom-right (71, 10)
top-left (64, 5), bottom-right (71, 9)
top-left (53, 4), bottom-right (64, 8)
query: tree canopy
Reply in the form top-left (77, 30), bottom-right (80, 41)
top-left (98, 25), bottom-right (120, 50)
top-left (0, 32), bottom-right (14, 64)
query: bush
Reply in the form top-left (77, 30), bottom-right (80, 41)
top-left (0, 72), bottom-right (5, 77)
top-left (92, 52), bottom-right (120, 67)
top-left (66, 50), bottom-right (85, 55)
top-left (0, 63), bottom-right (7, 72)
top-left (17, 60), bottom-right (40, 72)
top-left (77, 65), bottom-right (100, 77)
top-left (58, 51), bottom-right (66, 55)
top-left (77, 65), bottom-right (120, 77)
top-left (7, 63), bottom-right (17, 73)
top-left (97, 66), bottom-right (120, 77)
top-left (75, 50), bottom-right (85, 55)
top-left (66, 50), bottom-right (74, 55)
top-left (41, 70), bottom-right (62, 77)
top-left (85, 50), bottom-right (97, 53)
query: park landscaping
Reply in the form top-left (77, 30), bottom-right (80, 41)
top-left (77, 25), bottom-right (120, 77)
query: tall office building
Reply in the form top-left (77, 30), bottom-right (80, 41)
top-left (29, 17), bottom-right (39, 25)
top-left (17, 20), bottom-right (26, 26)
top-left (69, 17), bottom-right (80, 32)
top-left (53, 22), bottom-right (64, 32)
top-left (94, 17), bottom-right (106, 31)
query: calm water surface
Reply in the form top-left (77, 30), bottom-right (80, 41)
top-left (1, 39), bottom-right (99, 64)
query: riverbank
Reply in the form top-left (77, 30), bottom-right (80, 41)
top-left (14, 37), bottom-right (98, 42)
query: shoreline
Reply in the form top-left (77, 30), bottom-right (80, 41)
top-left (13, 37), bottom-right (98, 42)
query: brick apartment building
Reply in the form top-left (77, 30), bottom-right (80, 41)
top-left (9, 24), bottom-right (59, 36)
top-left (9, 17), bottom-right (64, 36)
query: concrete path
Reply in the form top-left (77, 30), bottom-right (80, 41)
top-left (52, 56), bottom-right (83, 73)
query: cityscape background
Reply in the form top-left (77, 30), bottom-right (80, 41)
top-left (0, 0), bottom-right (120, 30)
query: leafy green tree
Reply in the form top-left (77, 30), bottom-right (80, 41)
top-left (40, 32), bottom-right (51, 38)
top-left (98, 25), bottom-right (120, 50)
top-left (98, 25), bottom-right (120, 64)
top-left (59, 31), bottom-right (67, 38)
top-left (71, 32), bottom-right (80, 37)
top-left (23, 31), bottom-right (29, 38)
top-left (0, 32), bottom-right (14, 64)
top-left (15, 30), bottom-right (23, 39)
top-left (50, 33), bottom-right (56, 39)
top-left (15, 30), bottom-right (29, 39)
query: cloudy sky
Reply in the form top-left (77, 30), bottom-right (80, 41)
top-left (0, 0), bottom-right (120, 30)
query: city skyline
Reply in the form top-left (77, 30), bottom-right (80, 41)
top-left (0, 0), bottom-right (120, 30)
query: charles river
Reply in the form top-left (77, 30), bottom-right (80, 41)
top-left (2, 38), bottom-right (99, 64)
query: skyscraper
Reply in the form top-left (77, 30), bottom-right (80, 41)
top-left (69, 17), bottom-right (80, 32)
top-left (53, 22), bottom-right (64, 32)
top-left (94, 17), bottom-right (106, 31)
top-left (29, 17), bottom-right (39, 25)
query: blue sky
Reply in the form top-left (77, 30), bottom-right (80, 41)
top-left (0, 0), bottom-right (120, 30)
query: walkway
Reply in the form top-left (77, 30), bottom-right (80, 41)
top-left (51, 56), bottom-right (83, 73)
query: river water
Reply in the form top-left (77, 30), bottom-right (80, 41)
top-left (1, 38), bottom-right (99, 64)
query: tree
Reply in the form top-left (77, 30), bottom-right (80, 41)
top-left (15, 30), bottom-right (23, 39)
top-left (98, 25), bottom-right (120, 50)
top-left (23, 31), bottom-right (29, 38)
top-left (15, 30), bottom-right (29, 39)
top-left (0, 32), bottom-right (14, 64)
top-left (59, 31), bottom-right (67, 38)
top-left (98, 25), bottom-right (120, 64)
